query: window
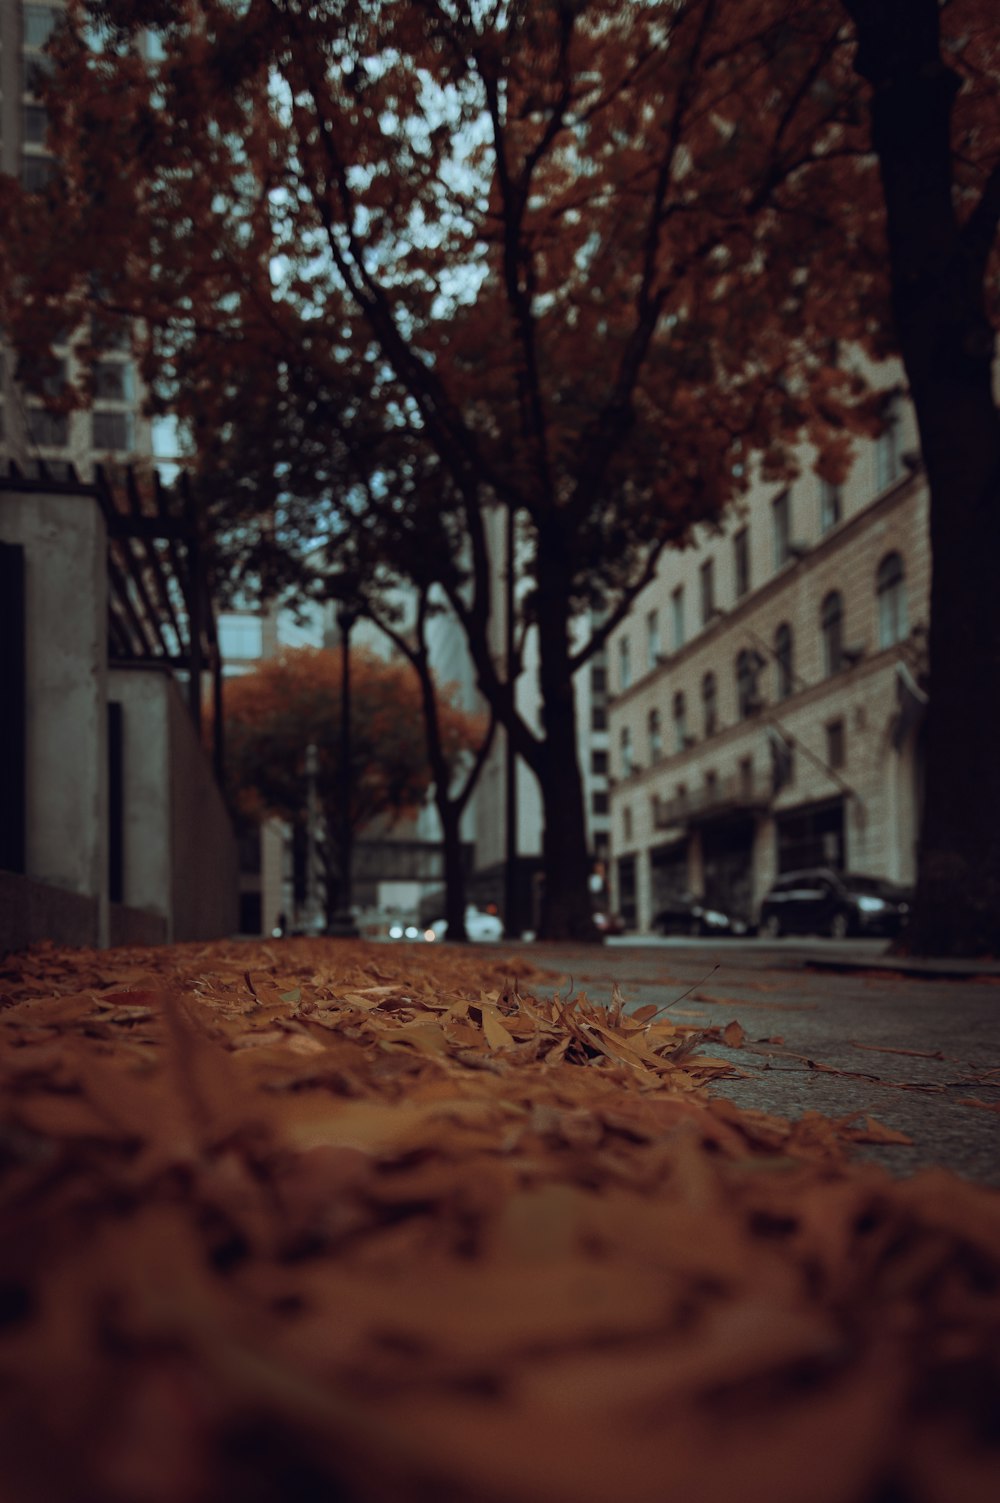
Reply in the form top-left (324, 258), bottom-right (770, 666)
top-left (876, 551), bottom-right (908, 648)
top-left (26, 407), bottom-right (68, 447)
top-left (24, 5), bottom-right (59, 47)
top-left (826, 719), bottom-right (846, 770)
top-left (94, 360), bottom-right (135, 402)
top-left (618, 635), bottom-right (632, 692)
top-left (733, 527), bottom-right (750, 598)
top-left (672, 691), bottom-right (688, 754)
top-left (22, 53), bottom-right (54, 97)
top-left (772, 489), bottom-right (791, 569)
top-left (591, 790), bottom-right (609, 816)
top-left (876, 396), bottom-right (901, 491)
top-left (92, 410), bottom-right (135, 451)
top-left (671, 585), bottom-right (685, 649)
top-left (774, 622), bottom-right (794, 700)
top-left (620, 726), bottom-right (633, 778)
top-left (591, 704), bottom-right (607, 731)
top-left (591, 749), bottom-right (608, 777)
top-left (735, 649), bottom-right (762, 718)
top-left (821, 590), bottom-right (844, 676)
top-left (701, 671), bottom-right (718, 736)
top-left (739, 757), bottom-right (754, 797)
top-left (20, 155), bottom-right (54, 192)
top-left (648, 708), bottom-right (663, 764)
top-left (646, 610), bottom-right (660, 670)
top-left (705, 769), bottom-right (718, 802)
top-left (820, 480), bottom-right (842, 533)
top-left (623, 806), bottom-right (633, 844)
top-left (590, 663), bottom-right (607, 696)
top-left (23, 105), bottom-right (48, 146)
top-left (699, 558), bottom-right (715, 626)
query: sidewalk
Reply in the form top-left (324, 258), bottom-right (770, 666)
top-left (601, 932), bottom-right (1000, 980)
top-left (528, 938), bottom-right (1000, 1186)
top-left (1, 935), bottom-right (998, 1503)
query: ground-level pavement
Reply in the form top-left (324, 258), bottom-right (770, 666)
top-left (519, 938), bottom-right (1000, 1186)
top-left (4, 935), bottom-right (1000, 1503)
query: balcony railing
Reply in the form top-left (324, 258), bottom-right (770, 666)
top-left (654, 767), bottom-right (774, 829)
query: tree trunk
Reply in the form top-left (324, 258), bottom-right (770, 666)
top-left (846, 0), bottom-right (1000, 955)
top-left (534, 528), bottom-right (599, 941)
top-left (437, 795), bottom-right (470, 943)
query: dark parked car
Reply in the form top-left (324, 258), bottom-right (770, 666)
top-left (758, 868), bottom-right (912, 939)
top-left (654, 892), bottom-right (753, 938)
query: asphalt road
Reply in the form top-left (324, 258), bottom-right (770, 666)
top-left (515, 937), bottom-right (1000, 1187)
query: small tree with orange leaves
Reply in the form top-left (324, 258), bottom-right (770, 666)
top-left (224, 646), bottom-right (483, 927)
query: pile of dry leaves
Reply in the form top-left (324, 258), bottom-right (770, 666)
top-left (1, 938), bottom-right (998, 1503)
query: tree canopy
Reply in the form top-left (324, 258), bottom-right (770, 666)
top-left (224, 642), bottom-right (481, 835)
top-left (4, 0), bottom-right (999, 942)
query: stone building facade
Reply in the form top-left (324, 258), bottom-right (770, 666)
top-left (607, 383), bottom-right (930, 933)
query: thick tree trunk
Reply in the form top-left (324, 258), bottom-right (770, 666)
top-left (847, 0), bottom-right (1000, 955)
top-left (437, 794), bottom-right (470, 943)
top-left (534, 528), bottom-right (599, 942)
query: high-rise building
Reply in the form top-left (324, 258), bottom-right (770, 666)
top-left (0, 2), bottom-right (153, 474)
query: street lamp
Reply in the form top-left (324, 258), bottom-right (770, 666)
top-left (327, 594), bottom-right (360, 937)
top-left (503, 502), bottom-right (518, 940)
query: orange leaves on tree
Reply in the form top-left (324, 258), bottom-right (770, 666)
top-left (221, 644), bottom-right (475, 834)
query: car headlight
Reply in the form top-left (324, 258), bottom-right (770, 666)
top-left (703, 909), bottom-right (729, 928)
top-left (856, 895), bottom-right (887, 913)
top-left (424, 929), bottom-right (438, 942)
top-left (388, 925), bottom-right (404, 939)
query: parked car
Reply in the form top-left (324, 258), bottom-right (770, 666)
top-left (758, 868), bottom-right (912, 939)
top-left (654, 893), bottom-right (753, 938)
top-left (423, 905), bottom-right (505, 943)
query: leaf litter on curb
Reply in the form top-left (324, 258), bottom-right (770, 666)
top-left (0, 937), bottom-right (998, 1503)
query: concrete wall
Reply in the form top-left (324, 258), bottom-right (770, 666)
top-left (0, 488), bottom-right (109, 937)
top-left (109, 665), bottom-right (238, 942)
top-left (0, 871), bottom-right (168, 954)
top-left (0, 485), bottom-right (236, 951)
top-left (109, 665), bottom-right (172, 921)
top-left (167, 678), bottom-right (239, 941)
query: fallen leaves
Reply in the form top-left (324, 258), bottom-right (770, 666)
top-left (0, 937), bottom-right (998, 1503)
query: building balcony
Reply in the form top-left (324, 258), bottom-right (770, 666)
top-left (653, 768), bottom-right (774, 832)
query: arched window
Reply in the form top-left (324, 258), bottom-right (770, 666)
top-left (648, 708), bottom-right (663, 765)
top-left (821, 590), bottom-right (844, 676)
top-left (735, 649), bottom-right (761, 718)
top-left (701, 671), bottom-right (718, 736)
top-left (774, 622), bottom-right (794, 700)
top-left (620, 725), bottom-right (633, 778)
top-left (876, 552), bottom-right (908, 647)
top-left (672, 691), bottom-right (688, 753)
top-left (875, 395), bottom-right (902, 492)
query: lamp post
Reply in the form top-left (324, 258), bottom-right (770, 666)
top-left (303, 742), bottom-right (322, 934)
top-left (328, 597), bottom-right (360, 937)
top-left (503, 502), bottom-right (518, 940)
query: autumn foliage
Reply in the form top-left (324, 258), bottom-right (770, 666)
top-left (1, 936), bottom-right (999, 1502)
top-left (3, 0), bottom-right (1000, 944)
top-left (222, 644), bottom-right (482, 835)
